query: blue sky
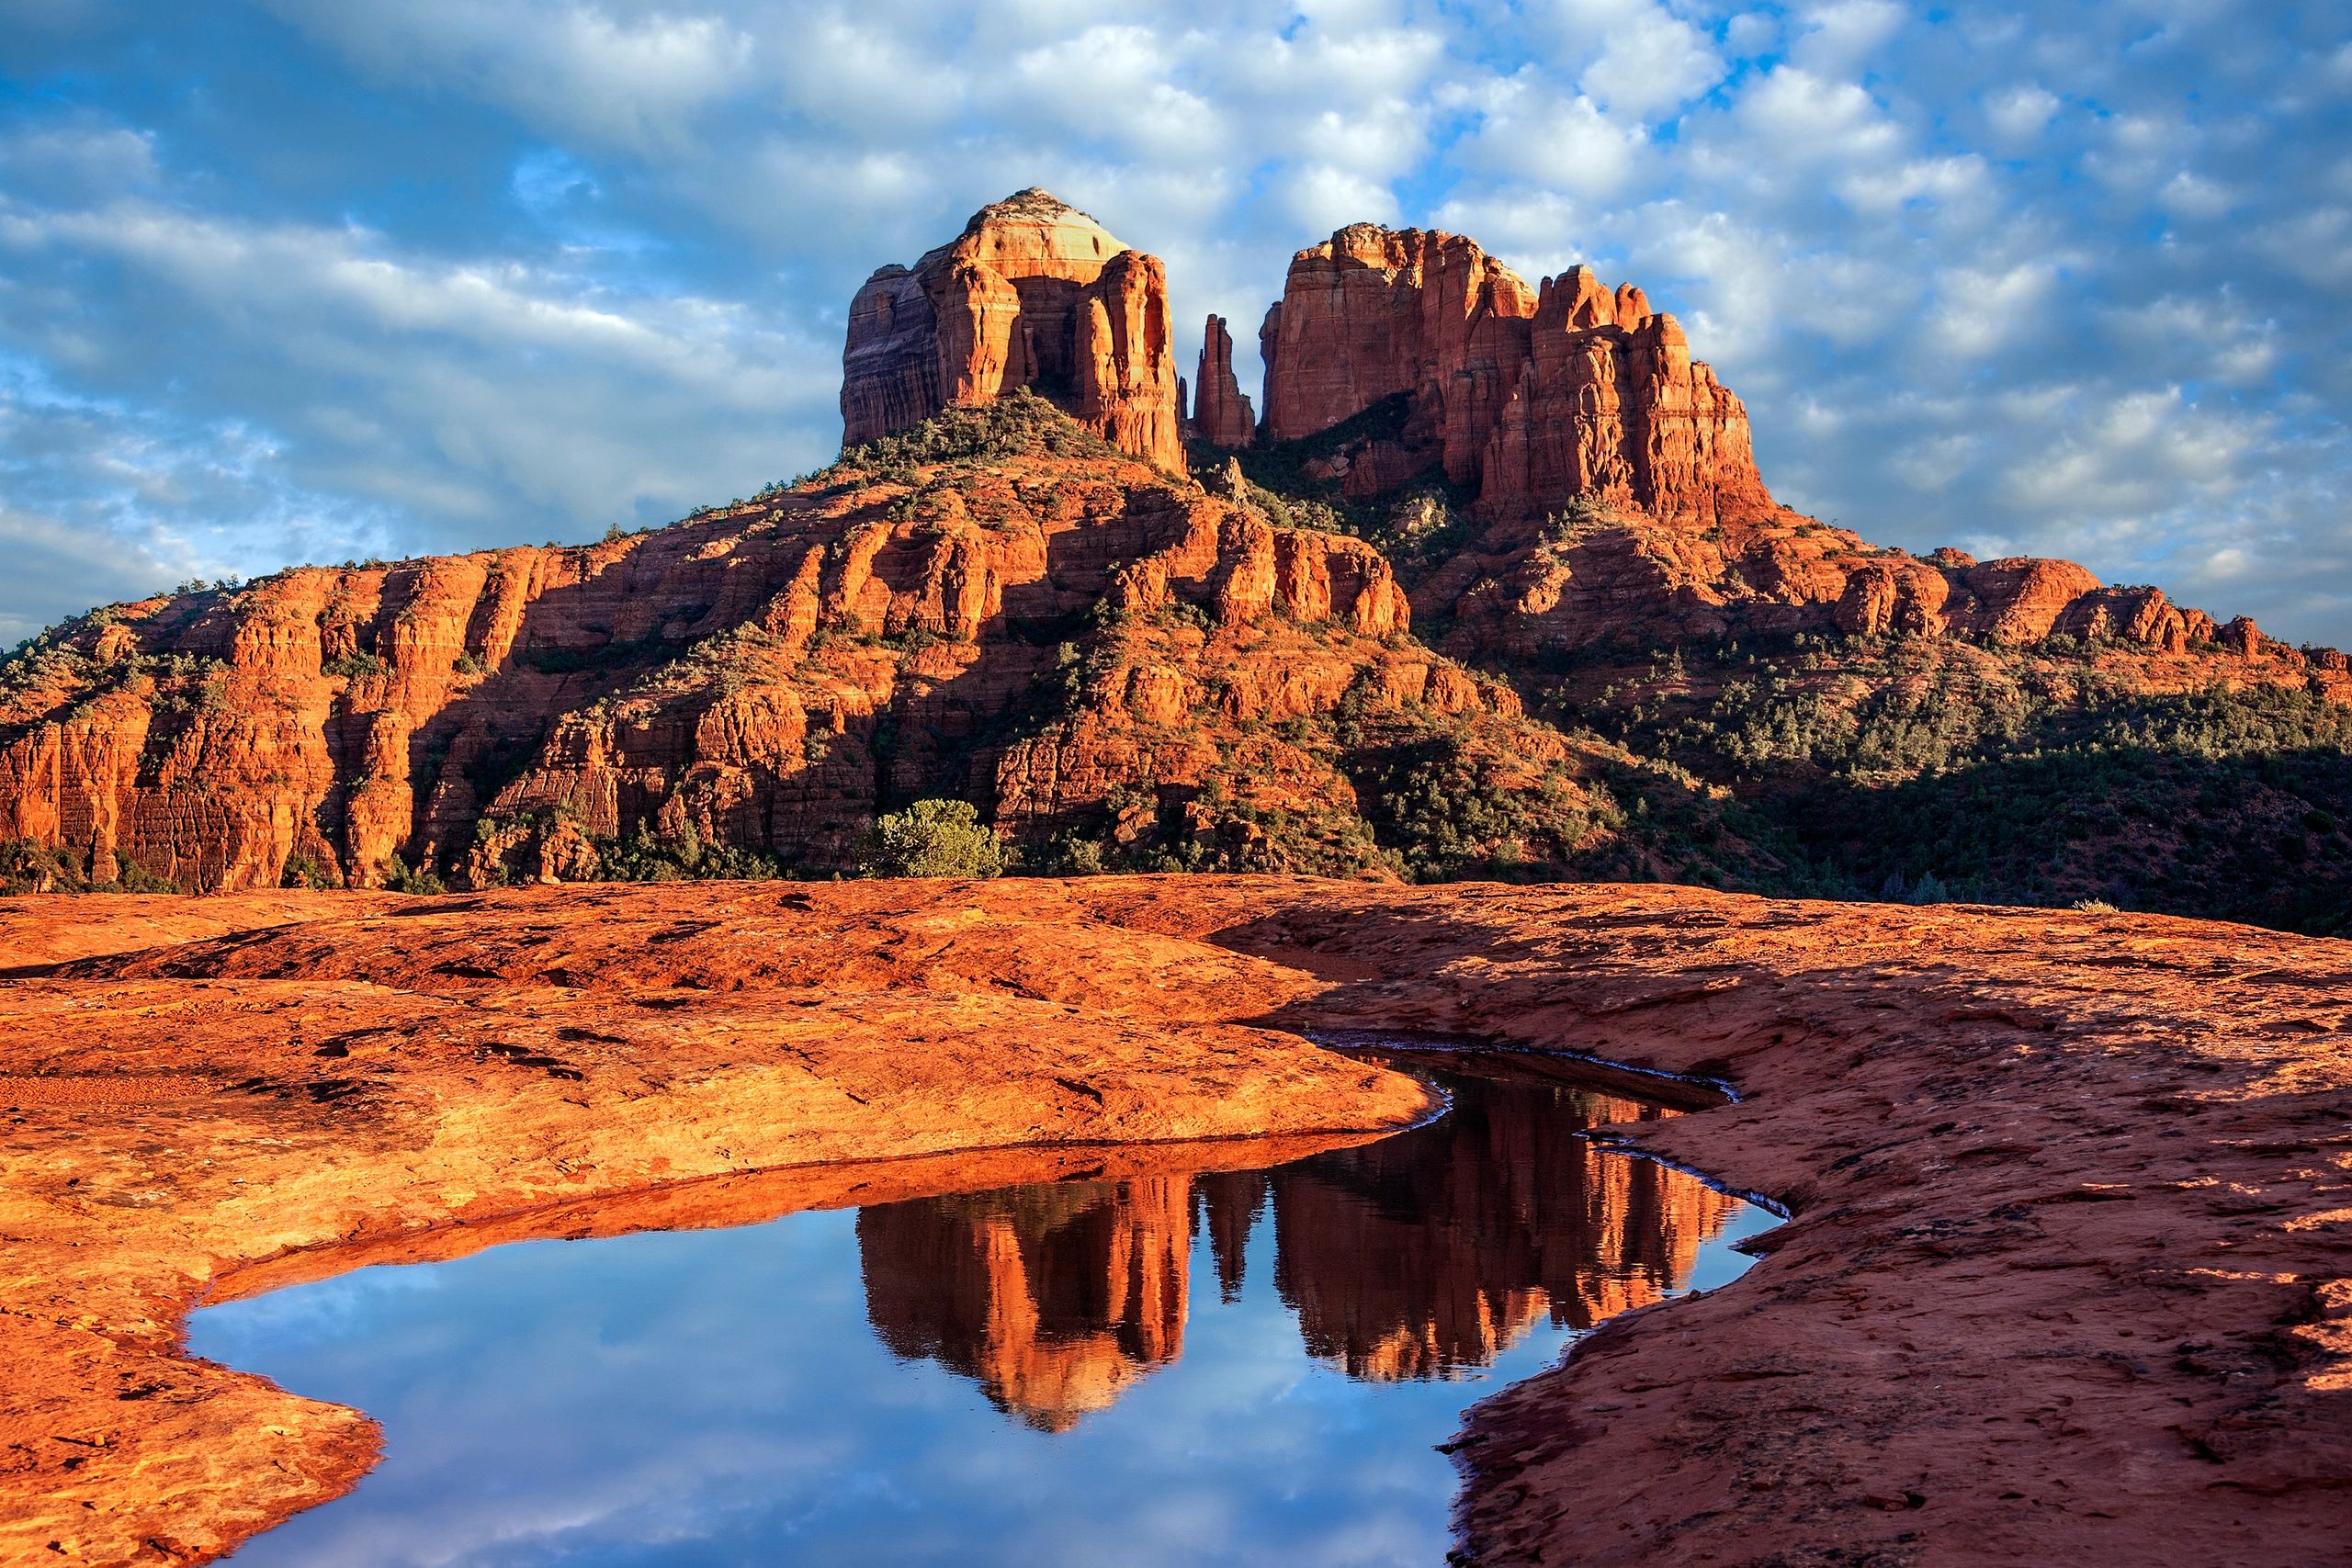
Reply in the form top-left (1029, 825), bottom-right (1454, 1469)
top-left (2, 0), bottom-right (2347, 646)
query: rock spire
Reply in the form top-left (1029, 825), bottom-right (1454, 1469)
top-left (1192, 313), bottom-right (1255, 448)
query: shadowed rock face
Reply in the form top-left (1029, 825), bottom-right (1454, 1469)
top-left (842, 189), bottom-right (1182, 469)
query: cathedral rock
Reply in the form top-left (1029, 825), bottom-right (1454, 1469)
top-left (841, 189), bottom-right (1183, 470)
top-left (1258, 223), bottom-right (1772, 523)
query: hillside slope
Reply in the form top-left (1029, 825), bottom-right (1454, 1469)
top-left (2, 194), bottom-right (2346, 930)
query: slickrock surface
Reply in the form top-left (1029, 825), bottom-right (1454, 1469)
top-left (1093, 878), bottom-right (2352, 1565)
top-left (841, 189), bottom-right (1182, 468)
top-left (6, 876), bottom-right (2350, 1564)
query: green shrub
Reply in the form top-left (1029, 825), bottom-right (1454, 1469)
top-left (826, 389), bottom-right (1116, 484)
top-left (323, 651), bottom-right (386, 679)
top-left (0, 842), bottom-right (178, 895)
top-left (854, 799), bottom-right (1004, 879)
top-left (281, 853), bottom-right (340, 890)
top-left (382, 852), bottom-right (447, 895)
top-left (594, 820), bottom-right (786, 882)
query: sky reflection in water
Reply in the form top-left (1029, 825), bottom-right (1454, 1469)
top-left (188, 1067), bottom-right (1777, 1566)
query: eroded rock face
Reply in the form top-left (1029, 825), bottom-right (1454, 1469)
top-left (841, 189), bottom-right (1182, 468)
top-left (1257, 226), bottom-right (1772, 523)
top-left (5, 207), bottom-right (2345, 901)
top-left (1192, 314), bottom-right (1255, 448)
top-left (0, 438), bottom-right (1556, 893)
top-left (1241, 220), bottom-right (2344, 684)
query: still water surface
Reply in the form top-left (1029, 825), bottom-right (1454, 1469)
top-left (189, 1061), bottom-right (1775, 1566)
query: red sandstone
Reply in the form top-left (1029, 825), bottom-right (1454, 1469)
top-left (841, 189), bottom-right (1182, 468)
top-left (2, 878), bottom-right (2348, 1564)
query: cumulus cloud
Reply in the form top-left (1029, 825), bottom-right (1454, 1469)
top-left (0, 0), bottom-right (2346, 645)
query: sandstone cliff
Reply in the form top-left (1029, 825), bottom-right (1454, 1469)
top-left (0, 397), bottom-right (1650, 892)
top-left (1234, 228), bottom-right (2345, 708)
top-left (1256, 225), bottom-right (1771, 524)
top-left (842, 190), bottom-right (1182, 469)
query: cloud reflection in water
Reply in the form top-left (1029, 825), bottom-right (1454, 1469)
top-left (190, 1069), bottom-right (1775, 1566)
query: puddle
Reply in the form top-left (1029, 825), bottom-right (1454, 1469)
top-left (189, 1058), bottom-right (1775, 1565)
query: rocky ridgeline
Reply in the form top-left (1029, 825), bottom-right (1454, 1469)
top-left (1, 190), bottom-right (2344, 895)
top-left (0, 389), bottom-right (1600, 891)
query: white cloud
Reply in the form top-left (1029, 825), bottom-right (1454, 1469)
top-left (1984, 84), bottom-right (2062, 146)
top-left (1515, 0), bottom-right (1724, 126)
top-left (1925, 261), bottom-right (2060, 360)
top-left (1448, 71), bottom-right (1650, 197)
top-left (1274, 164), bottom-right (1399, 233)
top-left (1732, 67), bottom-right (1904, 168)
top-left (1789, 0), bottom-right (1905, 76)
top-left (2156, 169), bottom-right (2234, 220)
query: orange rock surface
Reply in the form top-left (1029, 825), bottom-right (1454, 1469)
top-left (841, 189), bottom-right (1182, 468)
top-left (0, 881), bottom-right (1430, 1565)
top-left (4, 876), bottom-right (2349, 1564)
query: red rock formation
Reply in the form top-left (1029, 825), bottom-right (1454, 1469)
top-left (5, 214), bottom-right (2344, 902)
top-left (0, 434), bottom-right (1579, 893)
top-left (1257, 227), bottom-right (1771, 523)
top-left (841, 189), bottom-right (1182, 469)
top-left (1192, 313), bottom-right (1255, 448)
top-left (1481, 269), bottom-right (1774, 525)
top-left (1261, 224), bottom-right (1533, 460)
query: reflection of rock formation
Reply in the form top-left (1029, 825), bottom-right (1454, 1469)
top-left (857, 1072), bottom-right (1746, 1429)
top-left (1192, 1169), bottom-right (1264, 1304)
top-left (858, 1177), bottom-right (1191, 1431)
top-left (1255, 1077), bottom-right (1742, 1380)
